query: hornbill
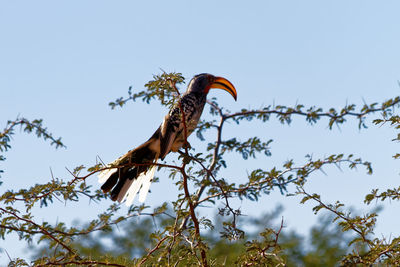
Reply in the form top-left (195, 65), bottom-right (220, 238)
top-left (98, 73), bottom-right (237, 205)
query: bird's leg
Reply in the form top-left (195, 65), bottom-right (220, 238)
top-left (182, 141), bottom-right (191, 150)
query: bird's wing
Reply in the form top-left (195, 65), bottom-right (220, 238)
top-left (159, 115), bottom-right (180, 159)
top-left (159, 96), bottom-right (200, 159)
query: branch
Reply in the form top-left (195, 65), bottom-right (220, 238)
top-left (197, 155), bottom-right (372, 205)
top-left (0, 117), bottom-right (65, 153)
top-left (36, 259), bottom-right (126, 267)
top-left (297, 187), bottom-right (373, 246)
top-left (138, 235), bottom-right (169, 266)
top-left (224, 97), bottom-right (400, 129)
top-left (0, 207), bottom-right (78, 257)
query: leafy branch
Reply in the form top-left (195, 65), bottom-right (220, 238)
top-left (0, 117), bottom-right (65, 153)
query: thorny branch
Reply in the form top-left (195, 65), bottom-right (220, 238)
top-left (138, 236), bottom-right (169, 266)
top-left (296, 186), bottom-right (400, 264)
top-left (224, 97), bottom-right (400, 126)
top-left (177, 150), bottom-right (239, 231)
top-left (0, 207), bottom-right (78, 258)
top-left (196, 156), bottom-right (371, 205)
top-left (297, 187), bottom-right (372, 245)
top-left (35, 260), bottom-right (126, 267)
top-left (0, 117), bottom-right (65, 152)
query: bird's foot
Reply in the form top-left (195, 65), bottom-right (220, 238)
top-left (182, 141), bottom-right (192, 150)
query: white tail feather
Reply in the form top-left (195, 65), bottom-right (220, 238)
top-left (98, 157), bottom-right (158, 205)
top-left (124, 174), bottom-right (145, 206)
top-left (98, 168), bottom-right (117, 184)
top-left (98, 154), bottom-right (125, 183)
top-left (138, 164), bottom-right (156, 202)
top-left (124, 161), bottom-right (157, 206)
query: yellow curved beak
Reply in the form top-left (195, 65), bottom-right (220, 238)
top-left (211, 77), bottom-right (237, 101)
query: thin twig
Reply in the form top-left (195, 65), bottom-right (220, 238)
top-left (139, 236), bottom-right (169, 266)
top-left (0, 207), bottom-right (78, 258)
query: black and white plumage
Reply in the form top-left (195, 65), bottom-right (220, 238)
top-left (98, 73), bottom-right (237, 205)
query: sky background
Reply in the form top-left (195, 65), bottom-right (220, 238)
top-left (1, 0), bottom-right (400, 264)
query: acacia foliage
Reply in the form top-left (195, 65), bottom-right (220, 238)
top-left (28, 206), bottom-right (354, 266)
top-left (1, 72), bottom-right (400, 266)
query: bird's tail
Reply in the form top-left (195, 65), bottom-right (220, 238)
top-left (98, 138), bottom-right (159, 205)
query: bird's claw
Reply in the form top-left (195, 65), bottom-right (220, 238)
top-left (183, 142), bottom-right (192, 150)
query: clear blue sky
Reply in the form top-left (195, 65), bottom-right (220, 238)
top-left (2, 0), bottom-right (400, 263)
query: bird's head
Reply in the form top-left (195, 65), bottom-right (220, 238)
top-left (187, 73), bottom-right (237, 101)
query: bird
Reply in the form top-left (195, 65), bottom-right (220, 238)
top-left (98, 73), bottom-right (237, 206)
